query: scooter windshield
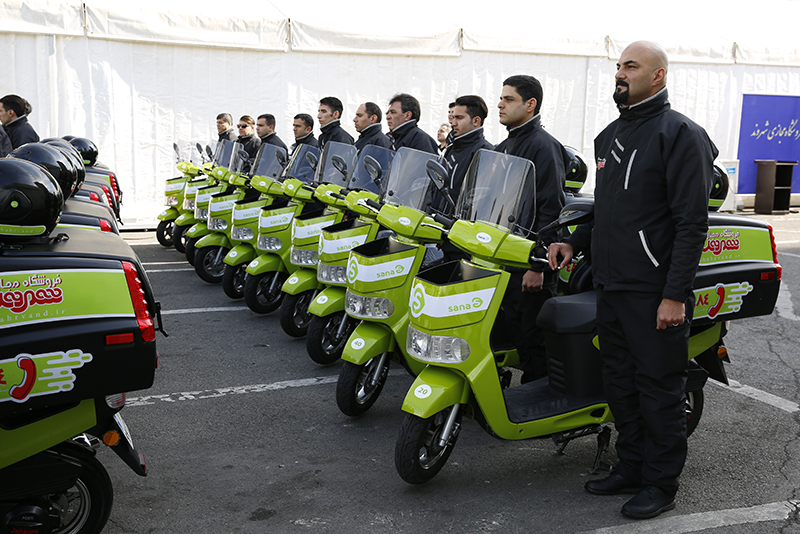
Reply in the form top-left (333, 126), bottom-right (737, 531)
top-left (251, 144), bottom-right (287, 180)
top-left (457, 149), bottom-right (536, 235)
top-left (212, 140), bottom-right (243, 170)
top-left (380, 147), bottom-right (438, 211)
top-left (280, 144), bottom-right (321, 184)
top-left (347, 145), bottom-right (395, 195)
top-left (312, 142), bottom-right (358, 187)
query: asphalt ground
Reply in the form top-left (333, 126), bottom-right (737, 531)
top-left (100, 211), bottom-right (800, 534)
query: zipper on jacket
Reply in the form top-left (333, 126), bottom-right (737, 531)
top-left (624, 149), bottom-right (637, 190)
top-left (638, 229), bottom-right (659, 267)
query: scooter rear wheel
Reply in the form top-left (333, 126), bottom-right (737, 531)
top-left (685, 388), bottom-right (704, 437)
top-left (243, 271), bottom-right (287, 314)
top-left (336, 357), bottom-right (389, 416)
top-left (222, 263), bottom-right (248, 299)
top-left (306, 312), bottom-right (354, 365)
top-left (156, 220), bottom-right (174, 247)
top-left (395, 407), bottom-right (461, 484)
top-left (194, 246), bottom-right (228, 284)
top-left (172, 224), bottom-right (190, 253)
top-left (279, 290), bottom-right (315, 337)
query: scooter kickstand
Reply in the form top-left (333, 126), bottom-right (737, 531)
top-left (591, 426), bottom-right (612, 474)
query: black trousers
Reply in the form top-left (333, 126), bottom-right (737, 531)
top-left (595, 287), bottom-right (692, 495)
top-left (502, 270), bottom-right (557, 382)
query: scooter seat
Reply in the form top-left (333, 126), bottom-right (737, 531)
top-left (537, 290), bottom-right (597, 334)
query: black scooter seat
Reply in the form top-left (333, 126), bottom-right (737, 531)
top-left (537, 290), bottom-right (597, 334)
top-left (504, 377), bottom-right (606, 424)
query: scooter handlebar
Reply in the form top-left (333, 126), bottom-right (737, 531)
top-left (432, 213), bottom-right (455, 229)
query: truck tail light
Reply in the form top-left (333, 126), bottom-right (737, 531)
top-left (109, 172), bottom-right (121, 202)
top-left (768, 224), bottom-right (782, 280)
top-left (100, 219), bottom-right (112, 232)
top-left (89, 192), bottom-right (100, 202)
top-left (101, 185), bottom-right (115, 210)
top-left (122, 261), bottom-right (155, 342)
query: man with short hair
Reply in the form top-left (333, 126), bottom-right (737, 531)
top-left (353, 102), bottom-right (391, 151)
top-left (318, 97), bottom-right (354, 148)
top-left (549, 41), bottom-right (717, 520)
top-left (495, 74), bottom-right (569, 385)
top-left (256, 114), bottom-right (288, 152)
top-left (385, 93), bottom-right (438, 154)
top-left (436, 123), bottom-right (451, 155)
top-left (216, 113), bottom-right (237, 142)
top-left (291, 114), bottom-right (319, 153)
top-left (0, 95), bottom-right (39, 149)
top-left (236, 115), bottom-right (261, 159)
top-left (0, 127), bottom-right (11, 158)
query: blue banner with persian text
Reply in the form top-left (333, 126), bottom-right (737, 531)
top-left (737, 94), bottom-right (800, 194)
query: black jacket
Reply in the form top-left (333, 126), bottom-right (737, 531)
top-left (354, 123), bottom-right (392, 152)
top-left (260, 132), bottom-right (288, 153)
top-left (434, 127), bottom-right (494, 214)
top-left (218, 128), bottom-right (238, 143)
top-left (387, 120), bottom-right (438, 154)
top-left (318, 120), bottom-right (354, 148)
top-left (4, 116), bottom-right (39, 149)
top-left (566, 89), bottom-right (717, 302)
top-left (237, 133), bottom-right (262, 160)
top-left (291, 132), bottom-right (319, 154)
top-left (495, 115), bottom-right (567, 271)
top-left (0, 127), bottom-right (11, 157)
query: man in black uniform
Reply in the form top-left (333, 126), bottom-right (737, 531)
top-left (256, 114), bottom-right (288, 152)
top-left (216, 113), bottom-right (237, 142)
top-left (290, 114), bottom-right (319, 153)
top-left (0, 127), bottom-right (11, 157)
top-left (0, 95), bottom-right (39, 149)
top-left (385, 93), bottom-right (438, 154)
top-left (495, 75), bottom-right (568, 384)
top-left (235, 115), bottom-right (261, 159)
top-left (318, 97), bottom-right (354, 148)
top-left (353, 102), bottom-right (391, 151)
top-left (548, 41), bottom-right (717, 519)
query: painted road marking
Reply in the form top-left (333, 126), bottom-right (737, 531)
top-left (780, 251), bottom-right (800, 259)
top-left (579, 500), bottom-right (799, 534)
top-left (712, 379), bottom-right (800, 413)
top-left (142, 261), bottom-right (192, 266)
top-left (775, 286), bottom-right (800, 321)
top-left (145, 268), bottom-right (196, 273)
top-left (161, 306), bottom-right (249, 315)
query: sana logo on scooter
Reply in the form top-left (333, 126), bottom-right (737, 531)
top-left (347, 258), bottom-right (359, 283)
top-left (410, 283), bottom-right (426, 318)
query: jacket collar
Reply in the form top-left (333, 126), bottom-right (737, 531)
top-left (320, 119), bottom-right (341, 134)
top-left (295, 132), bottom-right (314, 143)
top-left (451, 126), bottom-right (485, 149)
top-left (618, 87), bottom-right (670, 121)
top-left (358, 123), bottom-right (382, 138)
top-left (260, 132), bottom-right (276, 142)
top-left (388, 119), bottom-right (417, 140)
top-left (506, 114), bottom-right (541, 137)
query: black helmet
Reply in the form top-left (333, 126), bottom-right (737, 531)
top-left (10, 143), bottom-right (80, 199)
top-left (62, 135), bottom-right (76, 142)
top-left (564, 146), bottom-right (588, 194)
top-left (42, 138), bottom-right (86, 193)
top-left (708, 165), bottom-right (730, 212)
top-left (0, 159), bottom-right (63, 239)
top-left (69, 137), bottom-right (99, 167)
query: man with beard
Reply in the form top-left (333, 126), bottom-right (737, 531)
top-left (385, 93), bottom-right (438, 154)
top-left (548, 41), bottom-right (717, 519)
top-left (291, 114), bottom-right (319, 153)
top-left (353, 102), bottom-right (391, 151)
top-left (256, 114), bottom-right (288, 153)
top-left (318, 97), bottom-right (354, 148)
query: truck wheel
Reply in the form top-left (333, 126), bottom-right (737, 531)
top-left (279, 290), bottom-right (315, 337)
top-left (194, 246), bottom-right (228, 284)
top-left (395, 407), bottom-right (461, 484)
top-left (172, 224), bottom-right (189, 253)
top-left (243, 271), bottom-right (286, 314)
top-left (336, 357), bottom-right (389, 416)
top-left (222, 263), bottom-right (247, 299)
top-left (306, 312), bottom-right (354, 365)
top-left (156, 220), bottom-right (174, 247)
top-left (49, 452), bottom-right (114, 534)
top-left (686, 388), bottom-right (704, 437)
top-left (185, 237), bottom-right (199, 265)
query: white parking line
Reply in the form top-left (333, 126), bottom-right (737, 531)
top-left (712, 379), bottom-right (800, 413)
top-left (776, 286), bottom-right (800, 321)
top-left (142, 261), bottom-right (190, 266)
top-left (780, 251), bottom-right (800, 259)
top-left (146, 268), bottom-right (196, 273)
top-left (580, 500), bottom-right (798, 534)
top-left (161, 306), bottom-right (249, 315)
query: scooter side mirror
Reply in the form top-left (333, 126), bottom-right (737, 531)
top-left (557, 199), bottom-right (595, 227)
top-left (196, 142), bottom-right (203, 155)
top-left (331, 154), bottom-right (348, 177)
top-left (206, 145), bottom-right (213, 160)
top-left (173, 143), bottom-right (180, 155)
top-left (276, 149), bottom-right (288, 169)
top-left (306, 152), bottom-right (319, 171)
top-left (425, 159), bottom-right (448, 191)
top-left (363, 155), bottom-right (383, 186)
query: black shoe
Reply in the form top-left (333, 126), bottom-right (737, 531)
top-left (621, 486), bottom-right (676, 519)
top-left (585, 473), bottom-right (641, 495)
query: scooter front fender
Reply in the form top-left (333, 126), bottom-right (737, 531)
top-left (282, 269), bottom-right (321, 295)
top-left (342, 321), bottom-right (395, 365)
top-left (402, 366), bottom-right (470, 419)
top-left (246, 253), bottom-right (286, 276)
top-left (225, 244), bottom-right (256, 266)
top-left (196, 232), bottom-right (231, 250)
top-left (186, 223), bottom-right (209, 239)
top-left (175, 213), bottom-right (197, 226)
top-left (157, 207), bottom-right (179, 221)
top-left (308, 286), bottom-right (346, 317)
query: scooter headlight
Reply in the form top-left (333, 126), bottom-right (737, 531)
top-left (407, 325), bottom-right (470, 363)
top-left (258, 236), bottom-right (283, 251)
top-left (290, 246), bottom-right (318, 266)
top-left (195, 207), bottom-right (209, 220)
top-left (231, 226), bottom-right (254, 241)
top-left (208, 217), bottom-right (228, 231)
top-left (183, 198), bottom-right (196, 210)
top-left (165, 196), bottom-right (179, 206)
top-left (318, 263), bottom-right (348, 284)
top-left (345, 289), bottom-right (394, 319)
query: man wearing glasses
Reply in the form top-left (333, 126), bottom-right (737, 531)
top-left (236, 115), bottom-right (261, 159)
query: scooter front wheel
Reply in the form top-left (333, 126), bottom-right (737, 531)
top-left (172, 224), bottom-right (190, 253)
top-left (395, 406), bottom-right (461, 484)
top-left (279, 290), bottom-right (316, 337)
top-left (306, 312), bottom-right (355, 365)
top-left (194, 246), bottom-right (228, 284)
top-left (156, 220), bottom-right (174, 247)
top-left (686, 388), bottom-right (704, 437)
top-left (185, 236), bottom-right (199, 265)
top-left (222, 263), bottom-right (248, 299)
top-left (243, 271), bottom-right (287, 314)
top-left (336, 356), bottom-right (389, 416)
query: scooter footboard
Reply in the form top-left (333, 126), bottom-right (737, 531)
top-left (342, 322), bottom-right (395, 365)
top-left (402, 366), bottom-right (471, 419)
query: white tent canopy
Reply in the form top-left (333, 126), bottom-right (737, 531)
top-left (1, 0), bottom-right (799, 226)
